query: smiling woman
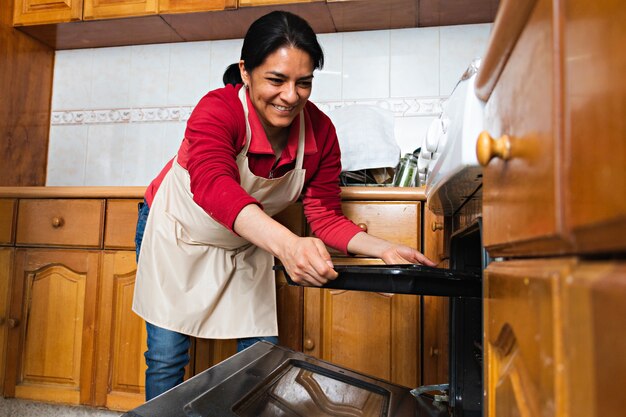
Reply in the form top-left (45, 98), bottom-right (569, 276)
top-left (132, 10), bottom-right (434, 403)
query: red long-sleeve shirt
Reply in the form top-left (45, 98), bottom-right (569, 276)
top-left (145, 84), bottom-right (362, 254)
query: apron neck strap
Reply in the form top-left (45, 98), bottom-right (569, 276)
top-left (238, 86), bottom-right (306, 170)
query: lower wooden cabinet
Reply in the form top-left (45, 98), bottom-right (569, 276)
top-left (94, 251), bottom-right (146, 411)
top-left (304, 258), bottom-right (421, 388)
top-left (4, 249), bottom-right (100, 405)
top-left (484, 259), bottom-right (626, 417)
top-left (0, 248), bottom-right (14, 396)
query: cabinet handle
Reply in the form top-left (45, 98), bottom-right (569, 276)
top-left (51, 216), bottom-right (65, 228)
top-left (7, 318), bottom-right (19, 328)
top-left (304, 338), bottom-right (315, 351)
top-left (357, 223), bottom-right (368, 232)
top-left (476, 131), bottom-right (512, 166)
top-left (431, 222), bottom-right (443, 232)
top-left (430, 346), bottom-right (440, 357)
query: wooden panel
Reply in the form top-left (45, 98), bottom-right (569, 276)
top-left (0, 11), bottom-right (53, 186)
top-left (12, 0), bottom-right (82, 25)
top-left (0, 199), bottom-right (17, 245)
top-left (304, 257), bottom-right (420, 387)
top-left (84, 0), bottom-right (157, 20)
top-left (0, 248), bottom-right (14, 396)
top-left (159, 0), bottom-right (235, 14)
top-left (162, 2), bottom-right (335, 42)
top-left (482, 0), bottom-right (566, 256)
top-left (484, 258), bottom-right (574, 417)
top-left (5, 249), bottom-right (99, 404)
top-left (327, 0), bottom-right (418, 31)
top-left (418, 0), bottom-right (499, 27)
top-left (562, 261), bottom-right (626, 417)
top-left (94, 251), bottom-right (146, 411)
top-left (563, 0), bottom-right (626, 253)
top-left (239, 0), bottom-right (323, 6)
top-left (16, 199), bottom-right (104, 248)
top-left (104, 199), bottom-right (142, 249)
top-left (16, 15), bottom-right (184, 50)
top-left (338, 201), bottom-right (421, 250)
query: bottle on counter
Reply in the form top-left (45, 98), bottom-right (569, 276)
top-left (392, 153), bottom-right (418, 187)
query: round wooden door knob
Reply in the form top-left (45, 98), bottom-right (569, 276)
top-left (51, 216), bottom-right (65, 228)
top-left (304, 338), bottom-right (315, 350)
top-left (357, 223), bottom-right (368, 232)
top-left (476, 131), bottom-right (512, 166)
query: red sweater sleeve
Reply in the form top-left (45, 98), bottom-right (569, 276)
top-left (184, 85), bottom-right (261, 230)
top-left (301, 106), bottom-right (363, 254)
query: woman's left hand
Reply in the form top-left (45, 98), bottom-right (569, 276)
top-left (380, 244), bottom-right (437, 266)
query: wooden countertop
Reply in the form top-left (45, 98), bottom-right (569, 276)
top-left (0, 186), bottom-right (426, 201)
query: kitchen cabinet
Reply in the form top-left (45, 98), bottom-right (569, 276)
top-left (4, 249), bottom-right (100, 405)
top-left (94, 250), bottom-right (146, 411)
top-left (477, 0), bottom-right (626, 257)
top-left (13, 0), bottom-right (82, 25)
top-left (477, 0), bottom-right (626, 415)
top-left (0, 248), bottom-right (13, 396)
top-left (239, 0), bottom-right (323, 6)
top-left (0, 199), bottom-right (17, 246)
top-left (83, 0), bottom-right (157, 20)
top-left (159, 0), bottom-right (235, 14)
top-left (304, 195), bottom-right (423, 388)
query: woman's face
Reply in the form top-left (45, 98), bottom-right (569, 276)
top-left (240, 46), bottom-right (314, 139)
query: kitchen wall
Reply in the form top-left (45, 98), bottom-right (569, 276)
top-left (47, 23), bottom-right (491, 186)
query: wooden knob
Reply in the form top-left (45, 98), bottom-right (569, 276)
top-left (430, 346), bottom-right (440, 356)
top-left (51, 217), bottom-right (64, 228)
top-left (304, 338), bottom-right (315, 350)
top-left (476, 131), bottom-right (512, 166)
top-left (431, 222), bottom-right (443, 232)
top-left (357, 223), bottom-right (368, 232)
top-left (7, 318), bottom-right (19, 328)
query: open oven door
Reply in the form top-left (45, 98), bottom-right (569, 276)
top-left (123, 341), bottom-right (450, 417)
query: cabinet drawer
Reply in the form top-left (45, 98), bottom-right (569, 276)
top-left (104, 199), bottom-right (142, 249)
top-left (0, 199), bottom-right (17, 245)
top-left (16, 199), bottom-right (104, 248)
top-left (340, 201), bottom-right (421, 250)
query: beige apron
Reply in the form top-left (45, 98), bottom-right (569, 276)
top-left (133, 87), bottom-right (306, 338)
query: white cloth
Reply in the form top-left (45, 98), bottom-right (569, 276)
top-left (327, 105), bottom-right (400, 171)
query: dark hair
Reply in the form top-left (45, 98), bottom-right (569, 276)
top-left (222, 10), bottom-right (324, 87)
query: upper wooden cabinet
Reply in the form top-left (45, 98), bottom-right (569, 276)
top-left (239, 0), bottom-right (322, 6)
top-left (159, 0), bottom-right (235, 15)
top-left (84, 0), bottom-right (158, 20)
top-left (478, 0), bottom-right (626, 257)
top-left (13, 0), bottom-right (82, 25)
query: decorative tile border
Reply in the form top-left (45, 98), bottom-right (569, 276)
top-left (51, 97), bottom-right (445, 126)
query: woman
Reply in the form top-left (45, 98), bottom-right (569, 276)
top-left (133, 10), bottom-right (435, 401)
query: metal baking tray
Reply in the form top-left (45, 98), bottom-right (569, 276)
top-left (273, 264), bottom-right (481, 298)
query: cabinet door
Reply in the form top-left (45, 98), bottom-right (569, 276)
top-left (13, 0), bottom-right (82, 25)
top-left (239, 0), bottom-right (323, 6)
top-left (304, 257), bottom-right (420, 388)
top-left (159, 0), bottom-right (235, 14)
top-left (0, 248), bottom-right (14, 396)
top-left (83, 0), bottom-right (158, 20)
top-left (481, 0), bottom-right (565, 257)
top-left (483, 258), bottom-right (574, 417)
top-left (421, 205), bottom-right (448, 385)
top-left (94, 251), bottom-right (146, 411)
top-left (561, 261), bottom-right (626, 417)
top-left (563, 0), bottom-right (626, 253)
top-left (4, 249), bottom-right (99, 405)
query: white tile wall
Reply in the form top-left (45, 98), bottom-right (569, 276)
top-left (47, 24), bottom-right (491, 186)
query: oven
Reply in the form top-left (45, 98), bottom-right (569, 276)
top-left (122, 61), bottom-right (486, 417)
top-left (121, 220), bottom-right (486, 417)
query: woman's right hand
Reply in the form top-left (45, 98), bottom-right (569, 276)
top-left (278, 236), bottom-right (338, 286)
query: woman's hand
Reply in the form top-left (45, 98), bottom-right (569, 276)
top-left (380, 244), bottom-right (437, 266)
top-left (278, 236), bottom-right (338, 286)
top-left (347, 231), bottom-right (436, 266)
top-left (233, 204), bottom-right (337, 287)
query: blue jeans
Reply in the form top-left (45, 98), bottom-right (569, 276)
top-left (135, 200), bottom-right (279, 400)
